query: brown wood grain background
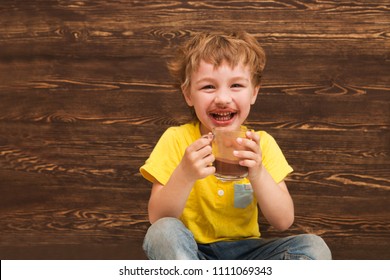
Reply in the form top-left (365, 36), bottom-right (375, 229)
top-left (0, 0), bottom-right (389, 260)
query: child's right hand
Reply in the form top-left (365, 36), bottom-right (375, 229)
top-left (178, 134), bottom-right (215, 182)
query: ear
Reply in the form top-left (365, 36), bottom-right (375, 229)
top-left (251, 86), bottom-right (260, 105)
top-left (182, 84), bottom-right (193, 107)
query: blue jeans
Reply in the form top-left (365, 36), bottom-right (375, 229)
top-left (143, 217), bottom-right (332, 260)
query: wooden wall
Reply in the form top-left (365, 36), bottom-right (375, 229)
top-left (0, 1), bottom-right (389, 260)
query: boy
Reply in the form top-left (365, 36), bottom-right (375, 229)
top-left (140, 31), bottom-right (331, 260)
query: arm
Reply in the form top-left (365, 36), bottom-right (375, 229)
top-left (148, 135), bottom-right (215, 223)
top-left (250, 172), bottom-right (294, 231)
top-left (234, 132), bottom-right (294, 231)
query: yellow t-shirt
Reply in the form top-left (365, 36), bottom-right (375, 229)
top-left (140, 122), bottom-right (293, 244)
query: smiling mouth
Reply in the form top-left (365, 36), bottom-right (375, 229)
top-left (210, 112), bottom-right (236, 122)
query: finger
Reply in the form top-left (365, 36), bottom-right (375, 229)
top-left (202, 165), bottom-right (216, 178)
top-left (203, 152), bottom-right (215, 165)
top-left (236, 137), bottom-right (259, 153)
top-left (246, 130), bottom-right (260, 144)
top-left (198, 144), bottom-right (213, 159)
top-left (233, 150), bottom-right (257, 160)
top-left (189, 136), bottom-right (213, 152)
top-left (196, 154), bottom-right (216, 178)
top-left (202, 132), bottom-right (214, 141)
top-left (238, 159), bottom-right (259, 168)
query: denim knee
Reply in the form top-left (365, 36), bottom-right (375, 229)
top-left (144, 217), bottom-right (183, 240)
top-left (143, 217), bottom-right (199, 260)
top-left (287, 234), bottom-right (332, 260)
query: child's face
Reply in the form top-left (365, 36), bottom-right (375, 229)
top-left (183, 60), bottom-right (259, 135)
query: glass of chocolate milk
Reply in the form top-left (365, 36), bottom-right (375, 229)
top-left (212, 127), bottom-right (248, 181)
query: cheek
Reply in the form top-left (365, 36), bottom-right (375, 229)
top-left (237, 96), bottom-right (253, 116)
top-left (238, 94), bottom-right (253, 107)
top-left (191, 98), bottom-right (208, 116)
top-left (193, 94), bottom-right (212, 107)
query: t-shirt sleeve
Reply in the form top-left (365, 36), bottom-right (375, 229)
top-left (259, 131), bottom-right (293, 183)
top-left (139, 127), bottom-right (183, 186)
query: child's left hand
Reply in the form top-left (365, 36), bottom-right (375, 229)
top-left (233, 130), bottom-right (263, 181)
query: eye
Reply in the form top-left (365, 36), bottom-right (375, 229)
top-left (201, 85), bottom-right (215, 90)
top-left (231, 83), bottom-right (243, 88)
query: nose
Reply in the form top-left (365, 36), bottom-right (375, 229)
top-left (214, 89), bottom-right (232, 106)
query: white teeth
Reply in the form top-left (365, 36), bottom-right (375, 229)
top-left (216, 112), bottom-right (231, 116)
top-left (211, 112), bottom-right (235, 121)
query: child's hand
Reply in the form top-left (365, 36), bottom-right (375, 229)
top-left (179, 133), bottom-right (215, 182)
top-left (233, 130), bottom-right (263, 181)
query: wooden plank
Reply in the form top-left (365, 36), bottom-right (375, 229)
top-left (0, 82), bottom-right (388, 125)
top-left (0, 1), bottom-right (388, 58)
top-left (1, 55), bottom-right (388, 97)
top-left (0, 240), bottom-right (147, 260)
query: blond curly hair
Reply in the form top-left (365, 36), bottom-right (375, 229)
top-left (168, 31), bottom-right (266, 95)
